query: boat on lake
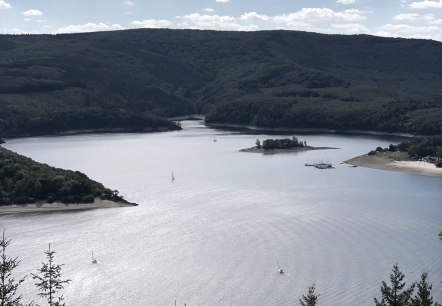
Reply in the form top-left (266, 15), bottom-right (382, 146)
top-left (305, 161), bottom-right (334, 169)
top-left (92, 252), bottom-right (97, 264)
top-left (276, 258), bottom-right (284, 274)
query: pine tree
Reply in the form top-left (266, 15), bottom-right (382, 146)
top-left (411, 273), bottom-right (434, 306)
top-left (299, 284), bottom-right (320, 306)
top-left (0, 229), bottom-right (27, 306)
top-left (374, 263), bottom-right (415, 306)
top-left (31, 244), bottom-right (70, 306)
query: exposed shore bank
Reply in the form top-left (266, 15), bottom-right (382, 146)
top-left (0, 199), bottom-right (138, 215)
top-left (240, 146), bottom-right (338, 154)
top-left (1, 126), bottom-right (180, 141)
top-left (345, 151), bottom-right (442, 176)
top-left (206, 122), bottom-right (415, 138)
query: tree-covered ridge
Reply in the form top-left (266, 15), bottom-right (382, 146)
top-left (0, 146), bottom-right (127, 205)
top-left (0, 29), bottom-right (441, 137)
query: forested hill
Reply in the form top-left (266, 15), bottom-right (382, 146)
top-left (0, 146), bottom-right (129, 205)
top-left (1, 29), bottom-right (441, 137)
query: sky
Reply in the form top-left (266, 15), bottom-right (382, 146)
top-left (0, 0), bottom-right (442, 41)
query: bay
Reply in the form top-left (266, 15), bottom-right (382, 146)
top-left (2, 120), bottom-right (441, 305)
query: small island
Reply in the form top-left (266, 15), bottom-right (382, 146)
top-left (240, 136), bottom-right (337, 154)
top-left (345, 135), bottom-right (442, 176)
top-left (0, 147), bottom-right (137, 214)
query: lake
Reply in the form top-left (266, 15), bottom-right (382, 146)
top-left (1, 120), bottom-right (441, 305)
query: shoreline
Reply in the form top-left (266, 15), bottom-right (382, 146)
top-left (345, 151), bottom-right (442, 176)
top-left (168, 114), bottom-right (205, 121)
top-left (206, 122), bottom-right (416, 138)
top-left (240, 146), bottom-right (338, 154)
top-left (0, 126), bottom-right (180, 142)
top-left (0, 199), bottom-right (138, 215)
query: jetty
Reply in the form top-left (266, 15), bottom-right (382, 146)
top-left (305, 162), bottom-right (334, 169)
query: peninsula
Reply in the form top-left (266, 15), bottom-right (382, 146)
top-left (345, 135), bottom-right (442, 176)
top-left (0, 146), bottom-right (137, 214)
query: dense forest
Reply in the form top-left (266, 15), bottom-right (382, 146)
top-left (258, 137), bottom-right (307, 150)
top-left (0, 29), bottom-right (441, 138)
top-left (0, 146), bottom-right (128, 205)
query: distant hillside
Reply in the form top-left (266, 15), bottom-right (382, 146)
top-left (0, 29), bottom-right (441, 137)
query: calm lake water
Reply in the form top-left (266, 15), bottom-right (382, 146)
top-left (2, 120), bottom-right (442, 306)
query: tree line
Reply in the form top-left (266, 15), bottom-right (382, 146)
top-left (255, 136), bottom-right (307, 150)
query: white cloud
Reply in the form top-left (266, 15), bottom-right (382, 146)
top-left (378, 23), bottom-right (440, 33)
top-left (331, 23), bottom-right (368, 33)
top-left (375, 23), bottom-right (442, 40)
top-left (273, 7), bottom-right (366, 30)
top-left (203, 8), bottom-right (215, 12)
top-left (393, 12), bottom-right (436, 21)
top-left (336, 0), bottom-right (356, 4)
top-left (240, 12), bottom-right (269, 22)
top-left (23, 9), bottom-right (43, 17)
top-left (409, 0), bottom-right (442, 9)
top-left (24, 17), bottom-right (47, 23)
top-left (0, 0), bottom-right (11, 9)
top-left (176, 13), bottom-right (259, 31)
top-left (393, 13), bottom-right (420, 20)
top-left (0, 28), bottom-right (29, 34)
top-left (177, 13), bottom-right (237, 29)
top-left (216, 0), bottom-right (229, 3)
top-left (57, 23), bottom-right (124, 33)
top-left (124, 0), bottom-right (134, 6)
top-left (131, 19), bottom-right (173, 28)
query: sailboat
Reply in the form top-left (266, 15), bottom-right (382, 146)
top-left (91, 252), bottom-right (97, 264)
top-left (276, 258), bottom-right (284, 274)
top-left (213, 136), bottom-right (218, 142)
top-left (171, 171), bottom-right (175, 181)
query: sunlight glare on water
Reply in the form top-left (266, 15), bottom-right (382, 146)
top-left (2, 120), bottom-right (441, 305)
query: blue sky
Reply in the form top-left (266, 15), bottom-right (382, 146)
top-left (0, 0), bottom-right (441, 41)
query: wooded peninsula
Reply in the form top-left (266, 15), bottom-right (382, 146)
top-left (0, 146), bottom-right (133, 207)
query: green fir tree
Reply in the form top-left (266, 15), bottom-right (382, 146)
top-left (299, 284), bottom-right (320, 306)
top-left (32, 244), bottom-right (70, 306)
top-left (374, 263), bottom-right (415, 306)
top-left (411, 273), bottom-right (434, 306)
top-left (0, 230), bottom-right (28, 306)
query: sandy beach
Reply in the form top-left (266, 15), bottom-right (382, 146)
top-left (0, 199), bottom-right (138, 215)
top-left (345, 151), bottom-right (442, 176)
